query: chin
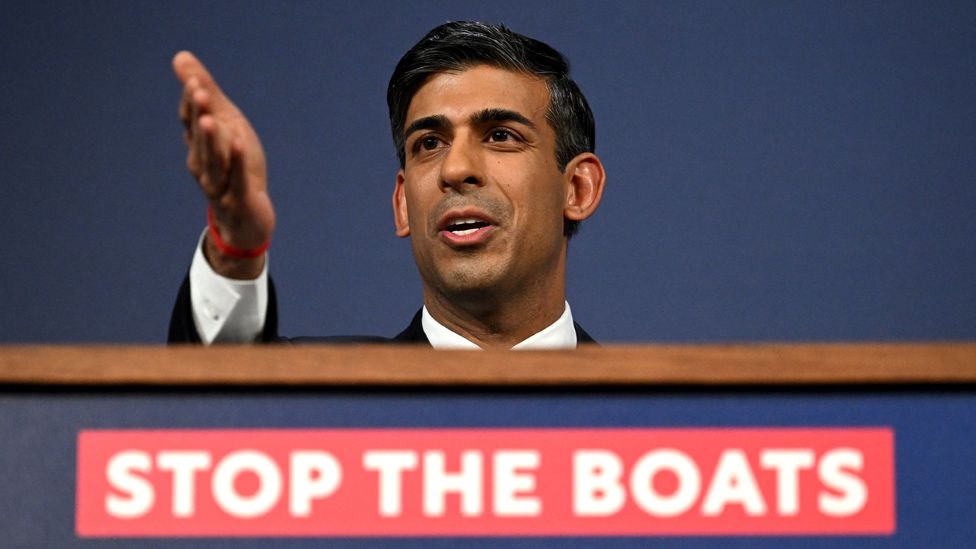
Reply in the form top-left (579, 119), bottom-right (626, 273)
top-left (436, 262), bottom-right (512, 302)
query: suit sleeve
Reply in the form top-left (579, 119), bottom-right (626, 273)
top-left (167, 230), bottom-right (278, 344)
top-left (168, 273), bottom-right (279, 343)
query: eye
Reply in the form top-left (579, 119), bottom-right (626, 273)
top-left (412, 134), bottom-right (445, 155)
top-left (488, 129), bottom-right (515, 142)
top-left (421, 136), bottom-right (442, 150)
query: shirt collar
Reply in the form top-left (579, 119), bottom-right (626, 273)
top-left (421, 302), bottom-right (577, 350)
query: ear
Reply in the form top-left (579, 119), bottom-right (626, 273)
top-left (392, 169), bottom-right (411, 237)
top-left (563, 152), bottom-right (606, 223)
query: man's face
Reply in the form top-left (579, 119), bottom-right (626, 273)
top-left (393, 65), bottom-right (570, 306)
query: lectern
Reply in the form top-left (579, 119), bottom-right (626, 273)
top-left (2, 344), bottom-right (974, 547)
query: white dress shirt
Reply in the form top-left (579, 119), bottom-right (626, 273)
top-left (420, 304), bottom-right (577, 350)
top-left (188, 229), bottom-right (578, 348)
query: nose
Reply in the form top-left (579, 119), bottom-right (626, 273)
top-left (439, 136), bottom-right (482, 192)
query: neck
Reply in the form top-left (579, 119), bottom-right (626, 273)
top-left (423, 276), bottom-right (567, 349)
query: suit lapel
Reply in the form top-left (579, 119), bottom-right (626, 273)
top-left (574, 322), bottom-right (597, 344)
top-left (392, 309), bottom-right (430, 344)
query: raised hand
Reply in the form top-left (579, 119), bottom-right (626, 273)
top-left (174, 51), bottom-right (275, 278)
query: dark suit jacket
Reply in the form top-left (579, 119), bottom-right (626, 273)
top-left (168, 275), bottom-right (596, 345)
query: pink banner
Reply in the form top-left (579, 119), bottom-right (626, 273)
top-left (77, 428), bottom-right (894, 537)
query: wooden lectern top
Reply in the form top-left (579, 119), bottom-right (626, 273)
top-left (0, 343), bottom-right (974, 386)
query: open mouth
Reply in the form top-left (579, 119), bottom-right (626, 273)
top-left (444, 217), bottom-right (491, 236)
top-left (436, 209), bottom-right (498, 245)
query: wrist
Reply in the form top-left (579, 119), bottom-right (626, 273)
top-left (204, 206), bottom-right (269, 280)
top-left (202, 233), bottom-right (266, 280)
top-left (207, 206), bottom-right (271, 258)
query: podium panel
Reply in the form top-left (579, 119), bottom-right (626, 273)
top-left (1, 345), bottom-right (974, 547)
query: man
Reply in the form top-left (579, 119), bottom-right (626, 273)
top-left (168, 21), bottom-right (606, 349)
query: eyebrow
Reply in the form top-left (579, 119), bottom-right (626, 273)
top-left (404, 115), bottom-right (450, 140)
top-left (470, 108), bottom-right (536, 130)
top-left (403, 108), bottom-right (537, 140)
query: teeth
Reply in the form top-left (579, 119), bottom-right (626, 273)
top-left (445, 216), bottom-right (489, 235)
top-left (452, 217), bottom-right (481, 225)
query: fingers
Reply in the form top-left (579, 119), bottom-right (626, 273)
top-left (172, 51), bottom-right (213, 89)
top-left (172, 51), bottom-right (231, 112)
top-left (174, 50), bottom-right (266, 220)
top-left (178, 76), bottom-right (200, 135)
top-left (175, 51), bottom-right (245, 201)
top-left (192, 115), bottom-right (235, 200)
top-left (181, 81), bottom-right (235, 200)
top-left (201, 115), bottom-right (233, 199)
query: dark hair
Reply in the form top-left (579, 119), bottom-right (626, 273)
top-left (387, 21), bottom-right (595, 238)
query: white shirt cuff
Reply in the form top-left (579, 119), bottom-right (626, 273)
top-left (188, 228), bottom-right (268, 344)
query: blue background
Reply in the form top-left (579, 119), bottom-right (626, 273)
top-left (2, 0), bottom-right (975, 343)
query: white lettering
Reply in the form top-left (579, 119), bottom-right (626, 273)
top-left (818, 448), bottom-right (867, 516)
top-left (493, 450), bottom-right (541, 517)
top-left (157, 451), bottom-right (211, 517)
top-left (701, 449), bottom-right (766, 516)
top-left (363, 450), bottom-right (418, 517)
top-left (289, 451), bottom-right (342, 517)
top-left (211, 450), bottom-right (282, 518)
top-left (631, 449), bottom-right (701, 517)
top-left (573, 450), bottom-right (625, 516)
top-left (760, 449), bottom-right (814, 516)
top-left (423, 450), bottom-right (483, 517)
top-left (105, 450), bottom-right (154, 519)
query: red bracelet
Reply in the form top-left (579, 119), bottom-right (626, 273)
top-left (207, 207), bottom-right (270, 259)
